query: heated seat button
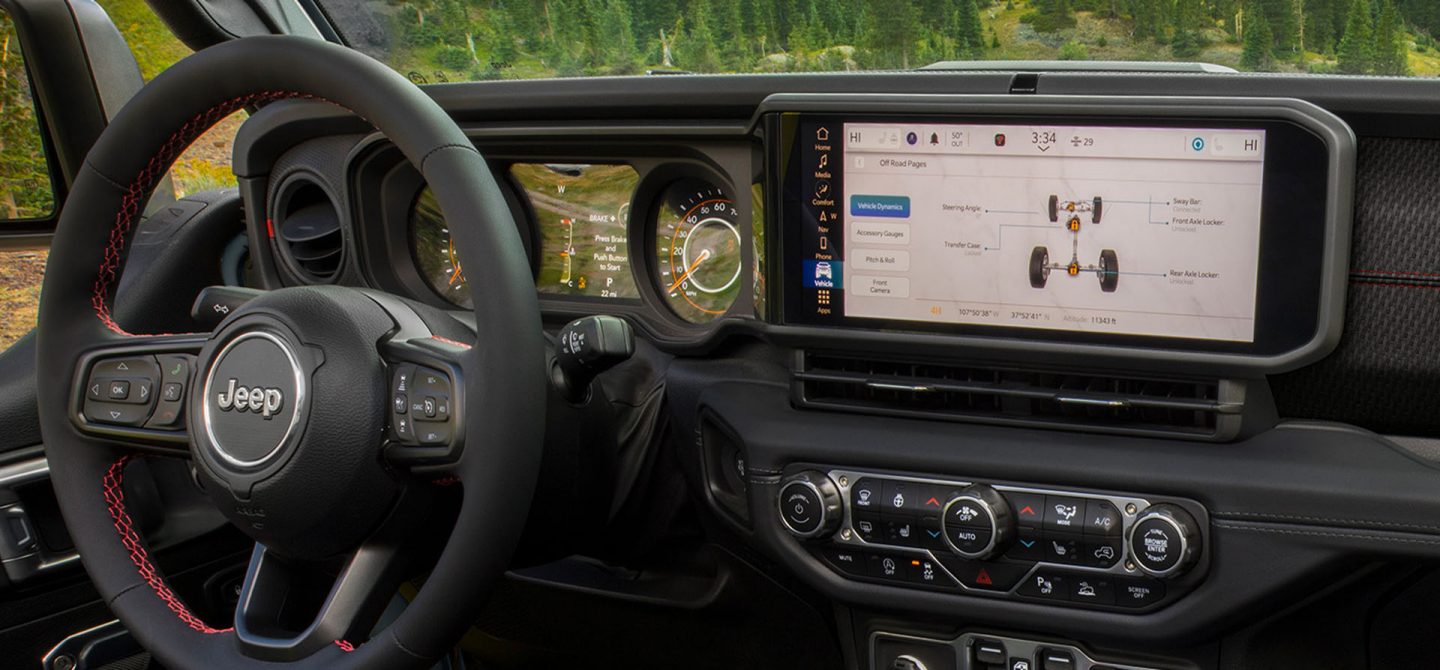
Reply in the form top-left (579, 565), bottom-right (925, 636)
top-left (884, 515), bottom-right (919, 546)
top-left (1044, 533), bottom-right (1082, 564)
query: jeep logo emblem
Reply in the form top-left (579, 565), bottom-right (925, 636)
top-left (214, 378), bottom-right (285, 419)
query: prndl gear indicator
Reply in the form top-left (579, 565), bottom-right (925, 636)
top-left (1030, 195), bottom-right (1119, 293)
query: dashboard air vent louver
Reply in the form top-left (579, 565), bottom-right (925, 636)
top-left (794, 352), bottom-right (1245, 440)
top-left (273, 177), bottom-right (343, 282)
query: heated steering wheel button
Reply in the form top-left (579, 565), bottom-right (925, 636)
top-left (84, 401), bottom-right (149, 427)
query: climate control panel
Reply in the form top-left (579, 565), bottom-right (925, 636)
top-left (778, 468), bottom-right (1208, 612)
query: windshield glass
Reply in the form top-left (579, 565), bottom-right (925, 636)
top-left (318, 0), bottom-right (1433, 80)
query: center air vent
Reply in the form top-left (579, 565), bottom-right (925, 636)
top-left (272, 176), bottom-right (343, 282)
top-left (794, 352), bottom-right (1245, 441)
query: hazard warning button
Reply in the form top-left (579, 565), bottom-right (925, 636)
top-left (935, 557), bottom-right (1032, 592)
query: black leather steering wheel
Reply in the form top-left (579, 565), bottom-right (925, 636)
top-left (34, 36), bottom-right (545, 668)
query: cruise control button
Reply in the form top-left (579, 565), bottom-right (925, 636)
top-left (433, 395), bottom-right (450, 421)
top-left (1069, 577), bottom-right (1115, 605)
top-left (1083, 499), bottom-right (1122, 536)
top-left (1116, 578), bottom-right (1166, 607)
top-left (851, 478), bottom-right (881, 511)
top-left (1016, 571), bottom-right (1068, 601)
top-left (1044, 496), bottom-right (1085, 532)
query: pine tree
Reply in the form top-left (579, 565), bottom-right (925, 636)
top-left (1241, 10), bottom-right (1277, 69)
top-left (680, 0), bottom-right (722, 72)
top-left (1337, 0), bottom-right (1374, 73)
top-left (1372, 0), bottom-right (1409, 75)
top-left (863, 0), bottom-right (920, 68)
top-left (955, 0), bottom-right (986, 57)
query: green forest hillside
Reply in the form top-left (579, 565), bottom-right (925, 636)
top-left (362, 0), bottom-right (1440, 79)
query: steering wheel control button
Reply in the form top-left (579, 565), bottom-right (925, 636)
top-left (417, 422), bottom-right (453, 446)
top-left (1128, 504), bottom-right (1200, 578)
top-left (83, 356), bottom-right (161, 426)
top-left (145, 355), bottom-right (193, 429)
top-left (393, 393), bottom-right (408, 414)
top-left (162, 383), bottom-right (184, 402)
top-left (942, 485), bottom-right (1013, 560)
top-left (777, 471), bottom-right (842, 539)
top-left (106, 380), bottom-right (131, 400)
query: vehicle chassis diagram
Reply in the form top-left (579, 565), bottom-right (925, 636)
top-left (1030, 195), bottom-right (1119, 293)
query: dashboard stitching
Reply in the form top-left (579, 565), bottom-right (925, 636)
top-left (1352, 269), bottom-right (1440, 278)
top-left (1213, 521), bottom-right (1440, 545)
top-left (1350, 280), bottom-right (1440, 291)
top-left (1214, 512), bottom-right (1440, 533)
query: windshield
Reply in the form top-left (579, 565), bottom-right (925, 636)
top-left (317, 0), bottom-right (1432, 80)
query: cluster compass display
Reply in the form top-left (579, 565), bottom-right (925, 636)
top-left (652, 180), bottom-right (743, 323)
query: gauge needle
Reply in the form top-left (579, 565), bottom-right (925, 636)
top-left (668, 249), bottom-right (711, 293)
top-left (447, 240), bottom-right (465, 285)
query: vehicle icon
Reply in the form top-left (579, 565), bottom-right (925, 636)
top-left (1077, 582), bottom-right (1097, 597)
top-left (1030, 195), bottom-right (1118, 293)
top-left (815, 261), bottom-right (833, 280)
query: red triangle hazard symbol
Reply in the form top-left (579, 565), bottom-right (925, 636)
top-left (976, 568), bottom-right (993, 586)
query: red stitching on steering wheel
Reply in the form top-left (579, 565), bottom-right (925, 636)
top-left (104, 455), bottom-right (232, 634)
top-left (91, 91), bottom-right (336, 336)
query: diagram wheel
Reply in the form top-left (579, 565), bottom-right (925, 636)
top-left (1030, 246), bottom-right (1050, 288)
top-left (1098, 249), bottom-right (1119, 292)
top-left (1092, 196), bottom-right (1103, 224)
top-left (1048, 195), bottom-right (1059, 222)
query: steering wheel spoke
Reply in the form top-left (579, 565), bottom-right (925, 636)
top-left (234, 489), bottom-right (431, 661)
top-left (70, 334), bottom-right (206, 454)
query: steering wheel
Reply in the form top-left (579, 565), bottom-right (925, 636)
top-left (34, 36), bottom-right (545, 668)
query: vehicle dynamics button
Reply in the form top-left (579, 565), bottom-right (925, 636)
top-left (1069, 576), bottom-right (1115, 605)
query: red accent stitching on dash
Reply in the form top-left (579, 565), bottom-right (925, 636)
top-left (428, 335), bottom-right (473, 349)
top-left (104, 455), bottom-right (232, 634)
top-left (1352, 269), bottom-right (1440, 279)
top-left (92, 91), bottom-right (353, 336)
top-left (431, 476), bottom-right (460, 486)
top-left (1351, 280), bottom-right (1440, 291)
top-left (335, 639), bottom-right (356, 652)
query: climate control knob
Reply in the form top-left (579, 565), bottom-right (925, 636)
top-left (777, 471), bottom-right (842, 539)
top-left (1128, 504), bottom-right (1200, 578)
top-left (941, 485), bottom-right (1015, 560)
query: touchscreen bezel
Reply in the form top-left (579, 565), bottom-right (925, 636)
top-left (771, 102), bottom-right (1350, 365)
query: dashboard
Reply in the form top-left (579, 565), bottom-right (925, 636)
top-left (228, 73), bottom-right (1440, 670)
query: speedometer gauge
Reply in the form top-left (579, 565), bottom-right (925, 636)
top-left (654, 181), bottom-right (742, 323)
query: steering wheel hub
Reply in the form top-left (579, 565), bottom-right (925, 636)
top-left (189, 287), bottom-right (400, 561)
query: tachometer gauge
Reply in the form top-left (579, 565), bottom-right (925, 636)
top-left (654, 181), bottom-right (742, 323)
top-left (408, 187), bottom-right (473, 309)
